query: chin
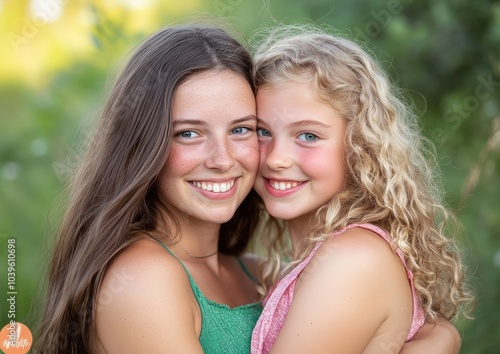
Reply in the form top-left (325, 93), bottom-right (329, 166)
top-left (207, 210), bottom-right (239, 224)
top-left (262, 204), bottom-right (296, 221)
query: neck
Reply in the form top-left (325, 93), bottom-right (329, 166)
top-left (287, 213), bottom-right (315, 253)
top-left (179, 224), bottom-right (220, 258)
top-left (159, 211), bottom-right (221, 261)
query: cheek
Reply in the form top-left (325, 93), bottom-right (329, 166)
top-left (236, 139), bottom-right (259, 171)
top-left (295, 148), bottom-right (325, 172)
top-left (258, 143), bottom-right (268, 168)
top-left (297, 144), bottom-right (345, 180)
top-left (163, 145), bottom-right (198, 175)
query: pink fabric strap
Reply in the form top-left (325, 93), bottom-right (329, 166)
top-left (251, 223), bottom-right (425, 354)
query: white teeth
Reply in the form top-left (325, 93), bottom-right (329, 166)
top-left (270, 180), bottom-right (299, 190)
top-left (192, 180), bottom-right (235, 193)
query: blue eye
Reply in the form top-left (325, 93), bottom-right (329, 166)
top-left (232, 127), bottom-right (250, 135)
top-left (177, 131), bottom-right (199, 138)
top-left (298, 133), bottom-right (318, 141)
top-left (257, 128), bottom-right (272, 137)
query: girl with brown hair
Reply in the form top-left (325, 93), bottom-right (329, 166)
top-left (34, 24), bottom-right (262, 354)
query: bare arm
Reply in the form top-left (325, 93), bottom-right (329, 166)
top-left (268, 228), bottom-right (413, 354)
top-left (400, 317), bottom-right (461, 354)
top-left (96, 239), bottom-right (203, 354)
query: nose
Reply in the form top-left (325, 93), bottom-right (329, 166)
top-left (263, 138), bottom-right (293, 171)
top-left (205, 137), bottom-right (235, 171)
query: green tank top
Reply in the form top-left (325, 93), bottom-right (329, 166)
top-left (158, 243), bottom-right (263, 354)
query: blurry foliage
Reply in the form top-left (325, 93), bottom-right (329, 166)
top-left (0, 0), bottom-right (498, 352)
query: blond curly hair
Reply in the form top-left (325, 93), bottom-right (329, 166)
top-left (252, 26), bottom-right (474, 321)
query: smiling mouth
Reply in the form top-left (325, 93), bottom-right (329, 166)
top-left (190, 179), bottom-right (236, 193)
top-left (268, 180), bottom-right (301, 191)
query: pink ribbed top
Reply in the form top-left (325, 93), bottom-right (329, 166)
top-left (251, 223), bottom-right (425, 354)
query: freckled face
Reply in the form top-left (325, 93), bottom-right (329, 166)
top-left (157, 70), bottom-right (258, 226)
top-left (254, 80), bottom-right (346, 226)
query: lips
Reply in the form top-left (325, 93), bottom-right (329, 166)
top-left (262, 178), bottom-right (305, 197)
top-left (190, 179), bottom-right (235, 193)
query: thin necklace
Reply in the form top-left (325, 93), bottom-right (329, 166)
top-left (177, 243), bottom-right (218, 259)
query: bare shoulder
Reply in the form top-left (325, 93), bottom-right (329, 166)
top-left (102, 237), bottom-right (187, 285)
top-left (98, 237), bottom-right (192, 303)
top-left (96, 237), bottom-right (202, 353)
top-left (270, 227), bottom-right (410, 353)
top-left (308, 226), bottom-right (399, 275)
top-left (297, 226), bottom-right (412, 312)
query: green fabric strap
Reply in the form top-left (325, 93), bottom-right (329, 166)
top-left (236, 256), bottom-right (257, 284)
top-left (155, 240), bottom-right (263, 354)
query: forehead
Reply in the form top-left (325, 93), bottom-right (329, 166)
top-left (175, 70), bottom-right (251, 99)
top-left (172, 70), bottom-right (256, 122)
top-left (256, 80), bottom-right (323, 111)
top-left (256, 80), bottom-right (343, 127)
top-left (179, 69), bottom-right (248, 89)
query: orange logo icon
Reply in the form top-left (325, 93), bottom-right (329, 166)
top-left (0, 322), bottom-right (32, 354)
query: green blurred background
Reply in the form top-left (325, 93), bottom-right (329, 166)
top-left (0, 0), bottom-right (498, 352)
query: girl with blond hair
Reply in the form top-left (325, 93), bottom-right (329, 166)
top-left (251, 27), bottom-right (474, 353)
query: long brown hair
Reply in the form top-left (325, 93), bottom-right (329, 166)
top-left (34, 24), bottom-right (258, 353)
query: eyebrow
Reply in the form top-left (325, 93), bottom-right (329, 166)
top-left (257, 118), bottom-right (331, 128)
top-left (173, 115), bottom-right (257, 126)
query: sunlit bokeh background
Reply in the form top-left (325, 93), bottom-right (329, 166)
top-left (1, 0), bottom-right (499, 352)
